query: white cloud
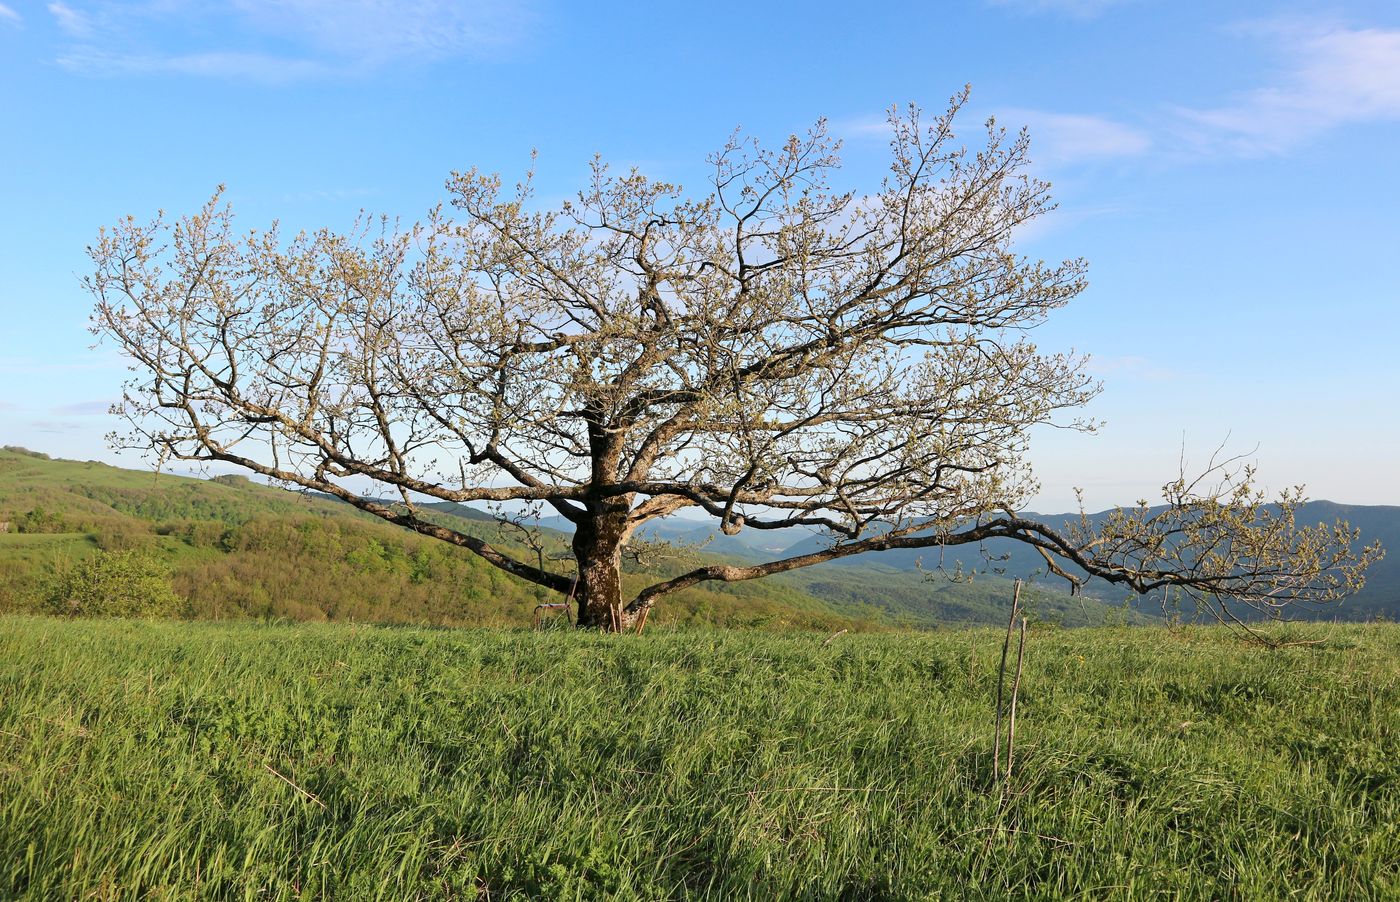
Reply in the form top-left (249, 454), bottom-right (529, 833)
top-left (0, 2), bottom-right (20, 25)
top-left (48, 2), bottom-right (92, 37)
top-left (1175, 22), bottom-right (1400, 155)
top-left (838, 107), bottom-right (1150, 166)
top-left (1085, 355), bottom-right (1184, 383)
top-left (230, 0), bottom-right (529, 63)
top-left (58, 48), bottom-right (333, 83)
top-left (1000, 109), bottom-right (1152, 163)
top-left (49, 0), bottom-right (534, 80)
top-left (985, 0), bottom-right (1135, 19)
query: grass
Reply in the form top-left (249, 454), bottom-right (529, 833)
top-left (1, 616), bottom-right (1397, 899)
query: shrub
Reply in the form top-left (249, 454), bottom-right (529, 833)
top-left (89, 523), bottom-right (150, 551)
top-left (45, 550), bottom-right (187, 618)
top-left (1, 446), bottom-right (50, 459)
top-left (16, 507), bottom-right (69, 534)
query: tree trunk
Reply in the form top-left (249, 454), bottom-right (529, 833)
top-left (571, 510), bottom-right (637, 631)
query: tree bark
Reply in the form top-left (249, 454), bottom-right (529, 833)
top-left (571, 510), bottom-right (636, 631)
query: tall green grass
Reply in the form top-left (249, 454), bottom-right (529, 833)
top-left (1, 617), bottom-right (1396, 899)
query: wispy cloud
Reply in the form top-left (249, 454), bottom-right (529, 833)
top-left (0, 355), bottom-right (125, 375)
top-left (1174, 22), bottom-right (1400, 155)
top-left (48, 2), bottom-right (91, 37)
top-left (52, 400), bottom-right (116, 416)
top-left (278, 186), bottom-right (378, 204)
top-left (58, 48), bottom-right (334, 83)
top-left (1085, 355), bottom-right (1187, 383)
top-left (838, 107), bottom-right (1150, 164)
top-left (985, 0), bottom-right (1135, 20)
top-left (50, 0), bottom-right (534, 81)
top-left (833, 114), bottom-right (895, 139)
top-left (29, 420), bottom-right (85, 435)
top-left (1013, 203), bottom-right (1132, 245)
top-left (230, 0), bottom-right (529, 63)
top-left (997, 22), bottom-right (1400, 164)
top-left (841, 107), bottom-right (1149, 169)
top-left (999, 109), bottom-right (1151, 163)
top-left (0, 2), bottom-right (21, 25)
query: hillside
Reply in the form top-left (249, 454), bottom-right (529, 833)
top-left (0, 447), bottom-right (1152, 630)
top-left (4, 446), bottom-right (1387, 628)
top-left (0, 448), bottom-right (862, 632)
top-left (538, 511), bottom-right (1138, 627)
top-left (778, 503), bottom-right (1400, 621)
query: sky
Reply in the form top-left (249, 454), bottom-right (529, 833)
top-left (0, 0), bottom-right (1397, 512)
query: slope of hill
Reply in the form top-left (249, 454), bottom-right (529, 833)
top-left (778, 502), bottom-right (1400, 621)
top-left (9, 447), bottom-right (1382, 627)
top-left (542, 510), bottom-right (1146, 627)
top-left (0, 448), bottom-right (865, 632)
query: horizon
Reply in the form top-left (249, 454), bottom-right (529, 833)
top-left (2, 0), bottom-right (1397, 510)
top-left (5, 446), bottom-right (1397, 528)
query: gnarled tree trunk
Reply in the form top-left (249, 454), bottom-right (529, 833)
top-left (571, 509), bottom-right (637, 631)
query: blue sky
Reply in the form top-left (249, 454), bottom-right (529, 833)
top-left (0, 0), bottom-right (1396, 510)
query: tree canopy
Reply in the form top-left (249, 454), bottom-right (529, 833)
top-left (88, 91), bottom-right (1378, 631)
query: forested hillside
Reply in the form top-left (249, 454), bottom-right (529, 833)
top-left (0, 448), bottom-right (862, 631)
top-left (10, 446), bottom-right (1385, 628)
top-left (0, 448), bottom-right (1144, 630)
top-left (778, 503), bottom-right (1400, 621)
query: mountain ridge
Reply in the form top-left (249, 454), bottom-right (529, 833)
top-left (1, 447), bottom-right (1391, 624)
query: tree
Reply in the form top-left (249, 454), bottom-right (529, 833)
top-left (45, 549), bottom-right (186, 619)
top-left (88, 92), bottom-right (1377, 631)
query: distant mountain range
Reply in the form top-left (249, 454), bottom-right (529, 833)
top-left (542, 502), bottom-right (1400, 622)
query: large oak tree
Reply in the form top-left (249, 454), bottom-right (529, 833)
top-left (88, 93), bottom-right (1376, 630)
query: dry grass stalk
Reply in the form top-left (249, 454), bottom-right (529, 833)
top-left (260, 761), bottom-right (326, 810)
top-left (993, 579), bottom-right (1022, 779)
top-left (1005, 615), bottom-right (1028, 784)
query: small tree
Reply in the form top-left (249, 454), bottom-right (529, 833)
top-left (46, 550), bottom-right (186, 619)
top-left (88, 91), bottom-right (1377, 631)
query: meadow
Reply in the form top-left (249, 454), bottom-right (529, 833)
top-left (1, 616), bottom-right (1396, 900)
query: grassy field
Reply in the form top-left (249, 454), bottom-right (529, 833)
top-left (1, 617), bottom-right (1397, 900)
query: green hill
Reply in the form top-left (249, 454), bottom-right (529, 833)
top-left (0, 447), bottom-right (1154, 630)
top-left (0, 447), bottom-right (864, 632)
top-left (780, 502), bottom-right (1400, 622)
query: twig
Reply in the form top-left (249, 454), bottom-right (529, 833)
top-left (993, 579), bottom-right (1021, 779)
top-left (635, 604), bottom-right (651, 635)
top-left (261, 761), bottom-right (326, 809)
top-left (532, 602), bottom-right (570, 629)
top-left (822, 628), bottom-right (849, 647)
top-left (954, 825), bottom-right (1074, 848)
top-left (740, 786), bottom-right (895, 795)
top-left (1005, 615), bottom-right (1027, 784)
